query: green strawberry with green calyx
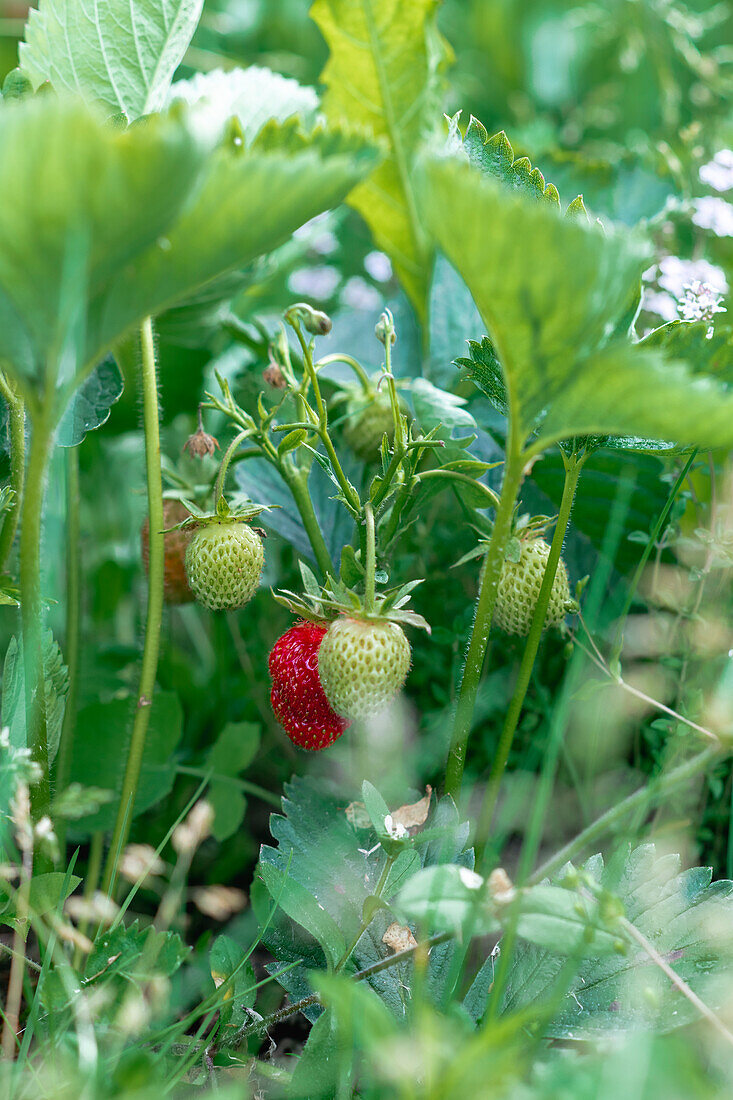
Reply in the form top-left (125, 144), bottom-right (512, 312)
top-left (494, 536), bottom-right (572, 636)
top-left (342, 389), bottom-right (409, 462)
top-left (318, 617), bottom-right (412, 719)
top-left (182, 500), bottom-right (268, 611)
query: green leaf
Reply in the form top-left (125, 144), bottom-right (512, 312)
top-left (418, 153), bottom-right (733, 452)
top-left (87, 124), bottom-right (379, 364)
top-left (169, 66), bottom-right (319, 145)
top-left (428, 253), bottom-right (484, 388)
top-left (640, 320), bottom-right (733, 384)
top-left (66, 692), bottom-right (183, 835)
top-left (311, 0), bottom-right (449, 320)
top-left (259, 858), bottom-right (347, 970)
top-left (503, 845), bottom-right (733, 1038)
top-left (0, 98), bottom-right (203, 400)
top-left (205, 722), bottom-right (260, 842)
top-left (1, 633), bottom-right (68, 761)
top-left (398, 864), bottom-right (495, 935)
top-left (361, 780), bottom-right (391, 837)
top-left (57, 357), bottom-right (124, 447)
top-left (463, 117), bottom-right (580, 211)
top-left (288, 1007), bottom-right (349, 1099)
top-left (411, 378), bottom-right (477, 440)
top-left (20, 0), bottom-right (205, 119)
top-left (0, 97), bottom-right (375, 420)
top-left (0, 873), bottom-right (81, 926)
top-left (259, 778), bottom-right (471, 1016)
top-left (85, 920), bottom-right (188, 983)
top-left (210, 934), bottom-right (256, 1027)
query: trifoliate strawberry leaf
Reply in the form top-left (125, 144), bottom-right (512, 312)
top-left (258, 777), bottom-right (471, 1017)
top-left (311, 0), bottom-right (450, 322)
top-left (417, 153), bottom-right (733, 453)
top-left (20, 0), bottom-right (204, 119)
top-left (496, 844), bottom-right (733, 1037)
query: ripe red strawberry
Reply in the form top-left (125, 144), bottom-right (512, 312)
top-left (141, 499), bottom-right (194, 605)
top-left (269, 622), bottom-right (350, 750)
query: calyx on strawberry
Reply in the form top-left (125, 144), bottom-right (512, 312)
top-left (272, 562), bottom-right (429, 721)
top-left (269, 621), bottom-right (349, 750)
top-left (180, 499), bottom-right (269, 611)
top-left (141, 499), bottom-right (195, 605)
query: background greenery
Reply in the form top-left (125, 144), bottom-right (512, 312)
top-left (0, 0), bottom-right (732, 1096)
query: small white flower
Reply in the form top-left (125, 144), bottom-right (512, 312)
top-left (0, 727), bottom-right (10, 749)
top-left (383, 814), bottom-right (408, 841)
top-left (678, 281), bottom-right (727, 335)
top-left (458, 867), bottom-right (484, 891)
top-left (700, 150), bottom-right (733, 193)
top-left (692, 196), bottom-right (733, 238)
top-left (657, 256), bottom-right (727, 298)
top-left (364, 251), bottom-right (393, 282)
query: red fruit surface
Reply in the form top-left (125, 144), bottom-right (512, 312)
top-left (268, 622), bottom-right (350, 750)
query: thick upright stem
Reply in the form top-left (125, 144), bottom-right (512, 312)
top-left (476, 452), bottom-right (585, 855)
top-left (282, 465), bottom-right (334, 579)
top-left (20, 408), bottom-right (53, 816)
top-left (0, 376), bottom-right (25, 572)
top-left (102, 319), bottom-right (165, 896)
top-left (55, 446), bottom-right (81, 852)
top-left (444, 445), bottom-right (525, 799)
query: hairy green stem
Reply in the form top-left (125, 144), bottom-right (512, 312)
top-left (214, 428), bottom-right (250, 508)
top-left (476, 451), bottom-right (585, 856)
top-left (282, 465), bottom-right (334, 579)
top-left (486, 467), bottom-right (637, 1017)
top-left (55, 446), bottom-right (81, 853)
top-left (364, 503), bottom-right (376, 614)
top-left (293, 321), bottom-right (361, 515)
top-left (417, 468), bottom-right (501, 510)
top-left (102, 319), bottom-right (165, 896)
top-left (20, 406), bottom-right (53, 817)
top-left (0, 374), bottom-right (25, 572)
top-left (316, 353), bottom-right (371, 392)
top-left (444, 444), bottom-right (525, 799)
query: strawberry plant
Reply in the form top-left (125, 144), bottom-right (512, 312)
top-left (1, 0), bottom-right (733, 1097)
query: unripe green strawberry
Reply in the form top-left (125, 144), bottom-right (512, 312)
top-left (318, 617), bottom-right (411, 719)
top-left (343, 392), bottom-right (405, 462)
top-left (494, 537), bottom-right (571, 636)
top-left (184, 520), bottom-right (264, 610)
